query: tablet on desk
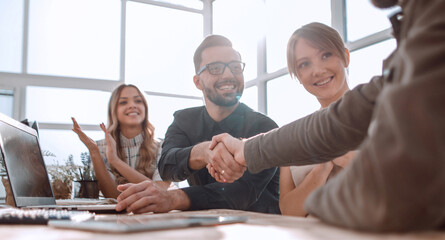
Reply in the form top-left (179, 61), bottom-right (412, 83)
top-left (48, 214), bottom-right (248, 233)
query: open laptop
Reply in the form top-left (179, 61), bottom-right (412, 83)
top-left (0, 113), bottom-right (116, 213)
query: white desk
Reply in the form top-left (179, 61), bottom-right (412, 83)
top-left (1, 209), bottom-right (444, 240)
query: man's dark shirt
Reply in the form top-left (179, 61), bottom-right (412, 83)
top-left (158, 103), bottom-right (280, 214)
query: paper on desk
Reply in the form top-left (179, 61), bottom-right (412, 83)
top-left (56, 198), bottom-right (117, 205)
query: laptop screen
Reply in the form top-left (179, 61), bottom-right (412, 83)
top-left (0, 114), bottom-right (55, 207)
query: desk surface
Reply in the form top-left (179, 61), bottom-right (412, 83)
top-left (1, 209), bottom-right (444, 240)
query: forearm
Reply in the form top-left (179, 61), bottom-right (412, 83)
top-left (159, 146), bottom-right (194, 181)
top-left (280, 164), bottom-right (332, 216)
top-left (89, 148), bottom-right (120, 198)
top-left (245, 77), bottom-right (382, 173)
top-left (109, 159), bottom-right (149, 183)
top-left (188, 142), bottom-right (210, 170)
top-left (169, 189), bottom-right (191, 211)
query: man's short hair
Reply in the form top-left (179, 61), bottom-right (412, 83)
top-left (193, 35), bottom-right (233, 74)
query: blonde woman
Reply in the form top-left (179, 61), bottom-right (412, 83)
top-left (72, 84), bottom-right (170, 198)
top-left (279, 22), bottom-right (356, 216)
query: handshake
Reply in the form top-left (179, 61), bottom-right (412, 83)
top-left (205, 133), bottom-right (248, 183)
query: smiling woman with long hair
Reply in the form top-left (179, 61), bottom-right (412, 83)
top-left (72, 84), bottom-right (170, 198)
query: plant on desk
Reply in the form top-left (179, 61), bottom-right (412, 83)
top-left (47, 153), bottom-right (80, 199)
top-left (47, 152), bottom-right (97, 199)
top-left (73, 152), bottom-right (99, 199)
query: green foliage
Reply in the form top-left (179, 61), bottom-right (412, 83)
top-left (79, 152), bottom-right (95, 181)
top-left (46, 152), bottom-right (96, 184)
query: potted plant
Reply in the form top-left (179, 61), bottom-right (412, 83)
top-left (72, 152), bottom-right (99, 199)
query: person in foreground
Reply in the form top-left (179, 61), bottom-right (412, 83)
top-left (72, 84), bottom-right (170, 198)
top-left (115, 35), bottom-right (280, 214)
top-left (209, 0), bottom-right (445, 232)
top-left (279, 22), bottom-right (356, 217)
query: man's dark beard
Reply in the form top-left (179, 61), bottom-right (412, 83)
top-left (371, 0), bottom-right (398, 8)
top-left (205, 89), bottom-right (242, 107)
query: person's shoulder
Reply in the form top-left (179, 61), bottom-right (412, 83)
top-left (173, 106), bottom-right (205, 119)
top-left (240, 103), bottom-right (278, 127)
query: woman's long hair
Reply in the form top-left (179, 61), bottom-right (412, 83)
top-left (107, 84), bottom-right (158, 184)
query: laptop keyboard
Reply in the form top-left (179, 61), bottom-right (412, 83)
top-left (0, 207), bottom-right (94, 225)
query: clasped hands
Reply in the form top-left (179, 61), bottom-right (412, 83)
top-left (206, 133), bottom-right (247, 183)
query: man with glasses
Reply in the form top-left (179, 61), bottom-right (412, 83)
top-left (115, 35), bottom-right (280, 214)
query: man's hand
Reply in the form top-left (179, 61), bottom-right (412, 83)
top-left (206, 142), bottom-right (246, 183)
top-left (208, 133), bottom-right (247, 183)
top-left (115, 180), bottom-right (190, 214)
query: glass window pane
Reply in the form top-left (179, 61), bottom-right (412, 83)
top-left (0, 0), bottom-right (23, 73)
top-left (27, 0), bottom-right (121, 80)
top-left (145, 95), bottom-right (203, 139)
top-left (266, 0), bottom-right (331, 73)
top-left (213, 0), bottom-right (263, 81)
top-left (346, 0), bottom-right (399, 41)
top-left (267, 75), bottom-right (319, 127)
top-left (158, 0), bottom-right (202, 9)
top-left (241, 86), bottom-right (258, 112)
top-left (40, 129), bottom-right (103, 165)
top-left (26, 86), bottom-right (110, 125)
top-left (0, 89), bottom-right (14, 117)
top-left (125, 2), bottom-right (203, 96)
top-left (348, 38), bottom-right (396, 89)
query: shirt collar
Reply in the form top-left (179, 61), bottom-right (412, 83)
top-left (120, 132), bottom-right (144, 147)
top-left (203, 103), bottom-right (250, 134)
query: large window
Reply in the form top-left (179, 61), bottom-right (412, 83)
top-left (0, 0), bottom-right (397, 168)
top-left (267, 75), bottom-right (319, 127)
top-left (346, 0), bottom-right (397, 41)
top-left (26, 86), bottom-right (110, 125)
top-left (213, 0), bottom-right (263, 81)
top-left (0, 0), bottom-right (23, 73)
top-left (28, 0), bottom-right (121, 79)
top-left (265, 0), bottom-right (331, 73)
top-left (0, 89), bottom-right (14, 117)
top-left (349, 39), bottom-right (396, 89)
top-left (125, 2), bottom-right (203, 96)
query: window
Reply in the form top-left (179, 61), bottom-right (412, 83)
top-left (145, 94), bottom-right (203, 139)
top-left (213, 0), bottom-right (264, 81)
top-left (125, 2), bottom-right (203, 96)
top-left (346, 0), bottom-right (399, 41)
top-left (348, 39), bottom-right (396, 89)
top-left (265, 0), bottom-right (331, 73)
top-left (27, 0), bottom-right (121, 79)
top-left (242, 86), bottom-right (258, 112)
top-left (156, 0), bottom-right (203, 9)
top-left (40, 129), bottom-right (103, 165)
top-left (0, 0), bottom-right (23, 73)
top-left (26, 86), bottom-right (109, 124)
top-left (0, 89), bottom-right (14, 117)
top-left (267, 75), bottom-right (319, 127)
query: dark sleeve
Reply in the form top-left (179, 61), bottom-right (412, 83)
top-left (184, 113), bottom-right (279, 210)
top-left (182, 167), bottom-right (278, 210)
top-left (306, 0), bottom-right (445, 231)
top-left (158, 118), bottom-right (195, 182)
top-left (244, 76), bottom-right (383, 173)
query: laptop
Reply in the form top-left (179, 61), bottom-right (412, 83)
top-left (49, 214), bottom-right (248, 232)
top-left (0, 113), bottom-right (116, 213)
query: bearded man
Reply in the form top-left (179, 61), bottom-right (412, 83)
top-left (115, 35), bottom-right (280, 214)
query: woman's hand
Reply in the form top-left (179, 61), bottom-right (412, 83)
top-left (72, 117), bottom-right (98, 151)
top-left (100, 123), bottom-right (119, 166)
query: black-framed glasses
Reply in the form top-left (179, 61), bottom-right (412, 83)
top-left (197, 61), bottom-right (246, 75)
